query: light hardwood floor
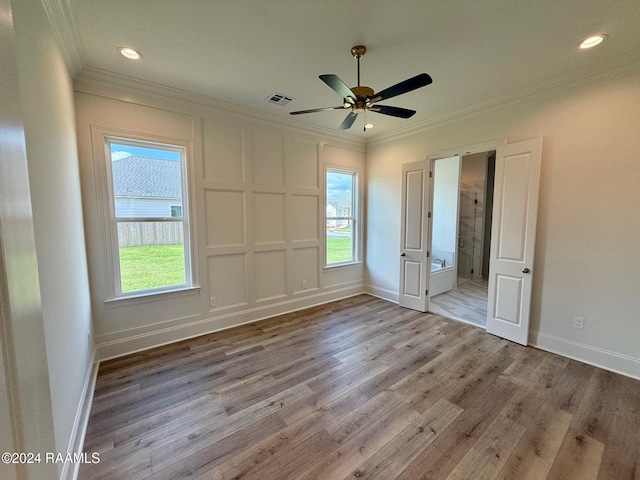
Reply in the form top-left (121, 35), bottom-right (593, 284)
top-left (80, 295), bottom-right (640, 480)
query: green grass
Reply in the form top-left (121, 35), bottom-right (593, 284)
top-left (119, 239), bottom-right (353, 292)
top-left (119, 244), bottom-right (185, 293)
top-left (327, 237), bottom-right (353, 264)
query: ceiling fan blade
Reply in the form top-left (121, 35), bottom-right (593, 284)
top-left (320, 74), bottom-right (357, 104)
top-left (370, 73), bottom-right (433, 103)
top-left (290, 106), bottom-right (347, 115)
top-left (369, 105), bottom-right (416, 119)
top-left (339, 111), bottom-right (358, 130)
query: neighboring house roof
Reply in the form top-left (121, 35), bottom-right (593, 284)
top-left (112, 156), bottom-right (181, 198)
top-left (327, 190), bottom-right (352, 210)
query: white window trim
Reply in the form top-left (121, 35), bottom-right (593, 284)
top-left (325, 166), bottom-right (359, 268)
top-left (99, 133), bottom-right (196, 301)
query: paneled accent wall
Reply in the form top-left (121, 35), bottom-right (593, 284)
top-left (203, 120), bottom-right (324, 314)
top-left (74, 86), bottom-right (365, 359)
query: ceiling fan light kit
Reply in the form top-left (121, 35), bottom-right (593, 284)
top-left (290, 45), bottom-right (432, 131)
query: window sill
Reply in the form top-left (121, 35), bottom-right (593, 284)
top-left (324, 261), bottom-right (362, 270)
top-left (104, 285), bottom-right (201, 308)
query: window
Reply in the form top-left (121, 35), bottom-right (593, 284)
top-left (326, 168), bottom-right (357, 265)
top-left (105, 136), bottom-right (192, 297)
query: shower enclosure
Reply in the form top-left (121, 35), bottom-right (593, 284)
top-left (457, 180), bottom-right (485, 280)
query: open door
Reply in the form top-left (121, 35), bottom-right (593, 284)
top-left (399, 159), bottom-right (431, 311)
top-left (486, 138), bottom-right (542, 345)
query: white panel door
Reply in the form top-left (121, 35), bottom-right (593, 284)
top-left (486, 138), bottom-right (542, 345)
top-left (399, 160), bottom-right (431, 311)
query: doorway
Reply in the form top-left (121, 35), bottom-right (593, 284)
top-left (429, 150), bottom-right (496, 327)
top-left (401, 138), bottom-right (542, 344)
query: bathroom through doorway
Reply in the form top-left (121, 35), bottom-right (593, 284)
top-left (429, 150), bottom-right (495, 327)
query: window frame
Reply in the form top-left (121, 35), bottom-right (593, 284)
top-left (325, 167), bottom-right (359, 267)
top-left (102, 134), bottom-right (194, 300)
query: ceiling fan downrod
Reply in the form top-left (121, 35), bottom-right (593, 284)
top-left (351, 45), bottom-right (366, 87)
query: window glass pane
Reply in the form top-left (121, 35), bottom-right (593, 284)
top-left (107, 137), bottom-right (191, 297)
top-left (326, 171), bottom-right (353, 213)
top-left (110, 144), bottom-right (182, 218)
top-left (326, 170), bottom-right (354, 264)
top-left (326, 229), bottom-right (353, 264)
top-left (117, 222), bottom-right (186, 293)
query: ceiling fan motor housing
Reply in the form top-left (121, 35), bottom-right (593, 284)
top-left (350, 86), bottom-right (374, 112)
top-left (351, 86), bottom-right (374, 98)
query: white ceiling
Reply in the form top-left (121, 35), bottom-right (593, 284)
top-left (67, 0), bottom-right (640, 139)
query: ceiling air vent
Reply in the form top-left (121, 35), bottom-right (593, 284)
top-left (266, 92), bottom-right (294, 106)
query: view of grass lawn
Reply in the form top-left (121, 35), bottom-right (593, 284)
top-left (120, 238), bottom-right (353, 292)
top-left (326, 237), bottom-right (352, 264)
top-left (119, 244), bottom-right (185, 292)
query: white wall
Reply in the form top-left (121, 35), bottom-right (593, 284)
top-left (11, 0), bottom-right (95, 476)
top-left (0, 0), bottom-right (58, 477)
top-left (460, 152), bottom-right (487, 184)
top-left (366, 67), bottom-right (640, 379)
top-left (74, 83), bottom-right (366, 359)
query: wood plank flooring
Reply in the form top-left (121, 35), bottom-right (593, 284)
top-left (79, 295), bottom-right (640, 480)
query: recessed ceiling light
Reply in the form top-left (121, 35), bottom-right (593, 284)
top-left (579, 34), bottom-right (607, 49)
top-left (118, 47), bottom-right (142, 60)
top-left (364, 123), bottom-right (374, 129)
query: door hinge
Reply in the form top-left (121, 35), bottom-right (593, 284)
top-left (427, 251), bottom-right (430, 258)
top-left (425, 289), bottom-right (428, 295)
top-left (428, 211), bottom-right (432, 218)
top-left (429, 170), bottom-right (433, 178)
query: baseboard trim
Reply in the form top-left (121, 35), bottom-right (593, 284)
top-left (364, 284), bottom-right (399, 304)
top-left (530, 330), bottom-right (640, 381)
top-left (97, 285), bottom-right (364, 360)
top-left (60, 348), bottom-right (99, 480)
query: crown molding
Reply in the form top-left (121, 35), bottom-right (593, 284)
top-left (40, 0), bottom-right (85, 76)
top-left (369, 50), bottom-right (640, 146)
top-left (74, 48), bottom-right (640, 150)
top-left (74, 67), bottom-right (366, 150)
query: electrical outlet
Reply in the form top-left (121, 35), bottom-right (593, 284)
top-left (302, 280), bottom-right (307, 289)
top-left (210, 297), bottom-right (217, 308)
top-left (572, 316), bottom-right (585, 330)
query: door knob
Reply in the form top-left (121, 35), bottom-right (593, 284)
top-left (522, 267), bottom-right (530, 274)
top-left (401, 253), bottom-right (406, 257)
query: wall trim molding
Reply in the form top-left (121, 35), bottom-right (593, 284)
top-left (59, 348), bottom-right (98, 480)
top-left (73, 54), bottom-right (640, 151)
top-left (40, 0), bottom-right (84, 75)
top-left (74, 68), bottom-right (366, 151)
top-left (97, 284), bottom-right (365, 360)
top-left (368, 53), bottom-right (640, 146)
top-left (530, 330), bottom-right (640, 381)
top-left (364, 284), bottom-right (399, 304)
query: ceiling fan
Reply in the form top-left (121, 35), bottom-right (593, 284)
top-left (290, 45), bottom-right (433, 131)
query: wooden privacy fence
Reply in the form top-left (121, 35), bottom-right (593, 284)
top-left (117, 222), bottom-right (183, 247)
